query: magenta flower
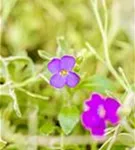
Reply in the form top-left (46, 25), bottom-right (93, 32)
top-left (48, 55), bottom-right (80, 88)
top-left (81, 93), bottom-right (121, 137)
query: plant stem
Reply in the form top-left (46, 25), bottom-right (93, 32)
top-left (9, 89), bottom-right (22, 117)
top-left (102, 0), bottom-right (108, 33)
top-left (27, 106), bottom-right (38, 150)
top-left (9, 133), bottom-right (130, 147)
top-left (91, 141), bottom-right (97, 150)
top-left (106, 125), bottom-right (120, 150)
top-left (60, 132), bottom-right (64, 150)
top-left (91, 0), bottom-right (129, 92)
top-left (118, 67), bottom-right (131, 90)
top-left (86, 42), bottom-right (105, 64)
top-left (99, 137), bottom-right (112, 150)
top-left (16, 87), bottom-right (49, 100)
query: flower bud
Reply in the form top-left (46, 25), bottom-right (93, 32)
top-left (118, 106), bottom-right (131, 117)
top-left (76, 56), bottom-right (83, 64)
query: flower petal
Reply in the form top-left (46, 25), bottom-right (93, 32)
top-left (81, 111), bottom-right (93, 130)
top-left (60, 55), bottom-right (75, 71)
top-left (104, 98), bottom-right (121, 124)
top-left (48, 58), bottom-right (61, 74)
top-left (50, 73), bottom-right (66, 88)
top-left (91, 120), bottom-right (106, 136)
top-left (81, 110), bottom-right (105, 133)
top-left (66, 72), bottom-right (80, 87)
top-left (85, 93), bottom-right (104, 110)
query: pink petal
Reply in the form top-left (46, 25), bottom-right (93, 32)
top-left (91, 120), bottom-right (106, 136)
top-left (104, 98), bottom-right (121, 124)
top-left (81, 110), bottom-right (106, 137)
top-left (85, 93), bottom-right (105, 110)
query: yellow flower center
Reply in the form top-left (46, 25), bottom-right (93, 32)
top-left (98, 105), bottom-right (106, 118)
top-left (60, 69), bottom-right (68, 76)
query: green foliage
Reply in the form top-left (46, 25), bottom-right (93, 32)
top-left (40, 122), bottom-right (55, 135)
top-left (58, 105), bottom-right (80, 135)
top-left (7, 57), bottom-right (34, 83)
top-left (116, 133), bottom-right (135, 147)
top-left (0, 61), bottom-right (6, 84)
top-left (0, 0), bottom-right (134, 149)
top-left (0, 139), bottom-right (7, 150)
top-left (79, 75), bottom-right (116, 93)
top-left (38, 50), bottom-right (52, 60)
top-left (56, 37), bottom-right (69, 57)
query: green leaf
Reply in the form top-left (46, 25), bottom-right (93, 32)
top-left (111, 146), bottom-right (125, 150)
top-left (0, 139), bottom-right (7, 150)
top-left (116, 133), bottom-right (135, 147)
top-left (40, 122), bottom-right (55, 135)
top-left (7, 57), bottom-right (34, 83)
top-left (79, 75), bottom-right (116, 93)
top-left (58, 105), bottom-right (80, 135)
top-left (38, 50), bottom-right (52, 60)
top-left (56, 37), bottom-right (68, 57)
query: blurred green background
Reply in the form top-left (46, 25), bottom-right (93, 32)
top-left (0, 0), bottom-right (135, 149)
top-left (1, 0), bottom-right (134, 80)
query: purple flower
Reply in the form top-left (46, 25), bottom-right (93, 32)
top-left (48, 55), bottom-right (80, 88)
top-left (81, 93), bottom-right (121, 137)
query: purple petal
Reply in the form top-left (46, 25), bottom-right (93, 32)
top-left (81, 111), bottom-right (93, 130)
top-left (50, 73), bottom-right (66, 88)
top-left (66, 72), bottom-right (80, 87)
top-left (48, 58), bottom-right (61, 74)
top-left (91, 120), bottom-right (106, 136)
top-left (81, 110), bottom-right (106, 134)
top-left (104, 98), bottom-right (121, 124)
top-left (60, 55), bottom-right (75, 71)
top-left (85, 93), bottom-right (105, 110)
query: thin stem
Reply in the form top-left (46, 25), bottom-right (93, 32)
top-left (28, 106), bottom-right (38, 150)
top-left (122, 91), bottom-right (135, 121)
top-left (105, 90), bottom-right (120, 100)
top-left (6, 133), bottom-right (133, 147)
top-left (86, 42), bottom-right (105, 64)
top-left (102, 0), bottom-right (108, 33)
top-left (91, 141), bottom-right (97, 150)
top-left (99, 137), bottom-right (112, 150)
top-left (106, 125), bottom-right (120, 150)
top-left (4, 56), bottom-right (31, 61)
top-left (91, 0), bottom-right (129, 92)
top-left (60, 132), bottom-right (64, 150)
top-left (121, 119), bottom-right (133, 134)
top-left (39, 74), bottom-right (50, 84)
top-left (13, 76), bottom-right (38, 88)
top-left (9, 89), bottom-right (22, 117)
top-left (12, 73), bottom-right (49, 88)
top-left (17, 135), bottom-right (100, 146)
top-left (16, 87), bottom-right (49, 101)
top-left (105, 127), bottom-right (117, 136)
top-left (118, 67), bottom-right (131, 91)
top-left (0, 57), bottom-right (10, 82)
top-left (99, 126), bottom-right (119, 150)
